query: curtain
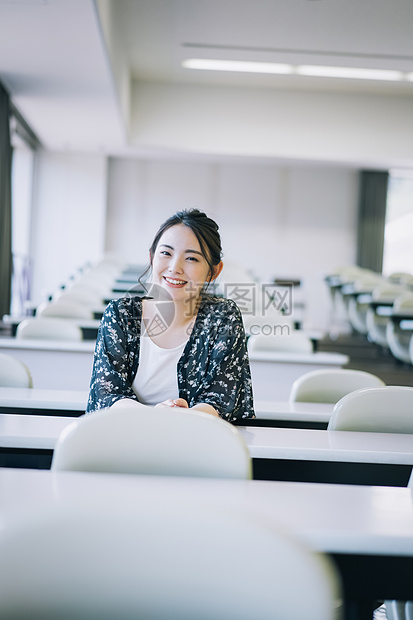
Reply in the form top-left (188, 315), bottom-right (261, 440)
top-left (0, 82), bottom-right (12, 318)
top-left (356, 170), bottom-right (389, 273)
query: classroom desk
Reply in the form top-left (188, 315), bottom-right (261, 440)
top-left (0, 338), bottom-right (95, 390)
top-left (248, 350), bottom-right (350, 400)
top-left (1, 413), bottom-right (412, 486)
top-left (239, 426), bottom-right (413, 486)
top-left (0, 468), bottom-right (412, 620)
top-left (0, 388), bottom-right (333, 428)
top-left (0, 387), bottom-right (88, 416)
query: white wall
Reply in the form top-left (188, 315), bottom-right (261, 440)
top-left (105, 157), bottom-right (359, 330)
top-left (30, 151), bottom-right (108, 305)
top-left (130, 82), bottom-right (413, 169)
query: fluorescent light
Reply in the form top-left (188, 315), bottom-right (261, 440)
top-left (182, 58), bottom-right (408, 82)
top-left (297, 65), bottom-right (403, 81)
top-left (182, 58), bottom-right (293, 75)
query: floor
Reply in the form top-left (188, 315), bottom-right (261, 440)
top-left (317, 332), bottom-right (413, 388)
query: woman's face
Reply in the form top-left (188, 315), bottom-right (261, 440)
top-left (151, 224), bottom-right (214, 303)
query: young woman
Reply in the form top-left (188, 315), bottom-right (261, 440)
top-left (86, 209), bottom-right (255, 422)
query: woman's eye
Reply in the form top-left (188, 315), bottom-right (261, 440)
top-left (160, 251), bottom-right (171, 256)
top-left (187, 256), bottom-right (199, 262)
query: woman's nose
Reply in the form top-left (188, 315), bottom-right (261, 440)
top-left (169, 255), bottom-right (184, 273)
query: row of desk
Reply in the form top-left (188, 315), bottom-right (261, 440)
top-left (1, 388), bottom-right (412, 487)
top-left (0, 337), bottom-right (349, 399)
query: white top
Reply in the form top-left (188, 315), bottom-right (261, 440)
top-left (133, 333), bottom-right (187, 405)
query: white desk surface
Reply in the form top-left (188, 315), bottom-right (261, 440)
top-left (0, 467), bottom-right (412, 557)
top-left (248, 350), bottom-right (349, 365)
top-left (2, 413), bottom-right (413, 466)
top-left (0, 388), bottom-right (333, 423)
top-left (255, 399), bottom-right (333, 422)
top-left (0, 414), bottom-right (72, 449)
top-left (0, 337), bottom-right (95, 353)
top-left (0, 387), bottom-right (88, 410)
top-left (239, 426), bottom-right (413, 464)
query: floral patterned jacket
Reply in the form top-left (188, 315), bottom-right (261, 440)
top-left (86, 295), bottom-right (255, 422)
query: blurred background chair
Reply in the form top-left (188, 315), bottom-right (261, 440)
top-left (248, 331), bottom-right (313, 355)
top-left (16, 317), bottom-right (83, 342)
top-left (346, 273), bottom-right (384, 335)
top-left (36, 300), bottom-right (93, 320)
top-left (52, 400), bottom-right (252, 479)
top-left (0, 353), bottom-right (33, 387)
top-left (365, 283), bottom-right (407, 348)
top-left (289, 368), bottom-right (385, 403)
top-left (387, 293), bottom-right (413, 364)
top-left (0, 501), bottom-right (341, 620)
top-left (328, 386), bottom-right (413, 433)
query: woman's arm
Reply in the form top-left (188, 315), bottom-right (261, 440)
top-left (180, 299), bottom-right (255, 422)
top-left (86, 300), bottom-right (140, 413)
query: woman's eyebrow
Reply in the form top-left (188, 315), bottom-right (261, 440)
top-left (159, 244), bottom-right (203, 256)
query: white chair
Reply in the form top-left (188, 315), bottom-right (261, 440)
top-left (365, 283), bottom-right (406, 348)
top-left (36, 300), bottom-right (93, 320)
top-left (328, 386), bottom-right (413, 433)
top-left (289, 369), bottom-right (385, 404)
top-left (16, 317), bottom-right (83, 341)
top-left (0, 501), bottom-right (341, 620)
top-left (242, 310), bottom-right (293, 339)
top-left (346, 274), bottom-right (384, 335)
top-left (52, 400), bottom-right (252, 479)
top-left (248, 330), bottom-right (313, 355)
top-left (53, 284), bottom-right (103, 308)
top-left (0, 353), bottom-right (33, 388)
top-left (387, 293), bottom-right (413, 364)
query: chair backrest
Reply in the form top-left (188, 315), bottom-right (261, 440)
top-left (248, 331), bottom-right (313, 354)
top-left (328, 386), bottom-right (413, 433)
top-left (52, 400), bottom-right (252, 479)
top-left (0, 353), bottom-right (33, 388)
top-left (290, 369), bottom-right (385, 404)
top-left (16, 317), bottom-right (83, 341)
top-left (36, 301), bottom-right (93, 320)
top-left (0, 502), bottom-right (341, 620)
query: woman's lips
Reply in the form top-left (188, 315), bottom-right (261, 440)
top-left (163, 276), bottom-right (188, 288)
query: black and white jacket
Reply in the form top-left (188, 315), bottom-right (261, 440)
top-left (86, 295), bottom-right (255, 422)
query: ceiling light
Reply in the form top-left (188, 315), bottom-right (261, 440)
top-left (182, 58), bottom-right (409, 82)
top-left (182, 58), bottom-right (293, 75)
top-left (296, 65), bottom-right (403, 81)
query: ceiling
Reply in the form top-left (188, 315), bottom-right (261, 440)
top-left (1, 0), bottom-right (413, 164)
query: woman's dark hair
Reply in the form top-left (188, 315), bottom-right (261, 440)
top-left (140, 209), bottom-right (223, 289)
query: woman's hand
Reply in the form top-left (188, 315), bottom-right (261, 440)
top-left (155, 399), bottom-right (220, 418)
top-left (155, 398), bottom-right (189, 409)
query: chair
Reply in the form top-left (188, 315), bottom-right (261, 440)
top-left (328, 386), bottom-right (413, 433)
top-left (289, 369), bottom-right (385, 404)
top-left (365, 283), bottom-right (406, 348)
top-left (0, 501), bottom-right (341, 620)
top-left (248, 330), bottom-right (313, 355)
top-left (16, 317), bottom-right (83, 341)
top-left (346, 274), bottom-right (384, 335)
top-left (0, 353), bottom-right (33, 387)
top-left (36, 301), bottom-right (93, 320)
top-left (52, 400), bottom-right (252, 479)
top-left (386, 293), bottom-right (413, 364)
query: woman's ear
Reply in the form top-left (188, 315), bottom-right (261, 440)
top-left (209, 261), bottom-right (224, 282)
